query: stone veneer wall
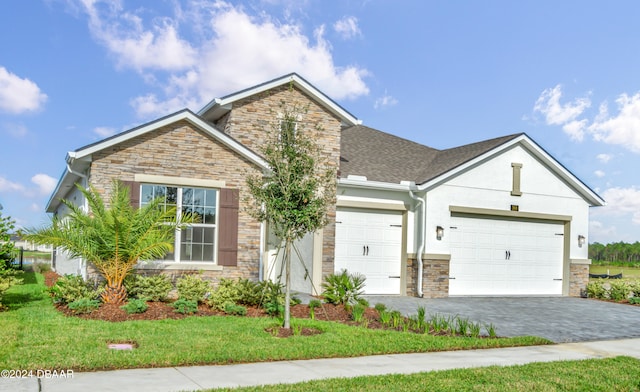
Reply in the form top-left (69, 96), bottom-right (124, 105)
top-left (569, 263), bottom-right (590, 297)
top-left (406, 256), bottom-right (450, 298)
top-left (87, 121), bottom-right (263, 284)
top-left (406, 258), bottom-right (417, 297)
top-left (215, 85), bottom-right (342, 280)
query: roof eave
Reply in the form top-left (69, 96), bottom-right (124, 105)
top-left (46, 110), bottom-right (269, 213)
top-left (198, 73), bottom-right (362, 127)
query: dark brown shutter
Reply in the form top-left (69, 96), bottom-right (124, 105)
top-left (122, 181), bottom-right (140, 208)
top-left (217, 188), bottom-right (239, 266)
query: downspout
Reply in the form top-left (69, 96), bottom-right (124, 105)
top-left (66, 162), bottom-right (87, 179)
top-left (258, 221), bottom-right (265, 281)
top-left (408, 186), bottom-right (425, 298)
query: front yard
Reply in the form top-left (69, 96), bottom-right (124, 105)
top-left (0, 273), bottom-right (548, 372)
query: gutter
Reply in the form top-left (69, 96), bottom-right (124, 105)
top-left (408, 185), bottom-right (425, 298)
top-left (338, 177), bottom-right (412, 192)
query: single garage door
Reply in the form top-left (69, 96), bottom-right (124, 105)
top-left (334, 208), bottom-right (403, 294)
top-left (449, 215), bottom-right (564, 296)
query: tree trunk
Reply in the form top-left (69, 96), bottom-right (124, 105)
top-left (283, 239), bottom-right (291, 329)
top-left (102, 282), bottom-right (127, 304)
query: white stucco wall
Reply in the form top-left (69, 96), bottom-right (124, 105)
top-left (52, 180), bottom-right (87, 277)
top-left (424, 145), bottom-right (591, 260)
top-left (336, 143), bottom-right (595, 263)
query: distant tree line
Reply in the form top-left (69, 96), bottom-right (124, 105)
top-left (589, 242), bottom-right (640, 263)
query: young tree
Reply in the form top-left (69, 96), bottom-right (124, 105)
top-left (0, 212), bottom-right (16, 267)
top-left (25, 180), bottom-right (193, 304)
top-left (245, 100), bottom-right (336, 329)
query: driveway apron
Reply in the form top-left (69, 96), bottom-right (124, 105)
top-left (364, 296), bottom-right (640, 343)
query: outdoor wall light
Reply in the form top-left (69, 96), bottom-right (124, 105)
top-left (436, 226), bottom-right (444, 240)
top-left (578, 235), bottom-right (586, 247)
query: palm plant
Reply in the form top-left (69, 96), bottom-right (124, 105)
top-left (26, 180), bottom-right (192, 304)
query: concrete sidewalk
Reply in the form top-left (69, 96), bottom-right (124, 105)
top-left (3, 338), bottom-right (640, 392)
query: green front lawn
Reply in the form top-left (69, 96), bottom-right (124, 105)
top-left (210, 356), bottom-right (640, 392)
top-left (0, 273), bottom-right (549, 371)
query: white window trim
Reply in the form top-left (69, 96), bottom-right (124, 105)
top-left (135, 174), bottom-right (225, 189)
top-left (140, 183), bottom-right (220, 265)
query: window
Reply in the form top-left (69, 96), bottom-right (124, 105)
top-left (141, 184), bottom-right (218, 263)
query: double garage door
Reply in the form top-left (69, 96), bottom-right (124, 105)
top-left (449, 215), bottom-right (565, 296)
top-left (334, 208), bottom-right (403, 295)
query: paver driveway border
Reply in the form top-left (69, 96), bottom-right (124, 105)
top-left (365, 296), bottom-right (640, 342)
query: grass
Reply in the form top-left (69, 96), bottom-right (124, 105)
top-left (590, 264), bottom-right (640, 279)
top-left (21, 250), bottom-right (52, 259)
top-left (208, 356), bottom-right (640, 391)
top-left (0, 273), bottom-right (550, 371)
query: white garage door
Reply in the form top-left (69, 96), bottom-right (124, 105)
top-left (449, 216), bottom-right (564, 296)
top-left (334, 208), bottom-right (403, 294)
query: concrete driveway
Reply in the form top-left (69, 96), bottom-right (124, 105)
top-left (365, 296), bottom-right (640, 343)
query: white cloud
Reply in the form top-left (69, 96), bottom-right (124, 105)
top-left (594, 170), bottom-right (605, 178)
top-left (333, 16), bottom-right (361, 39)
top-left (0, 66), bottom-right (48, 114)
top-left (561, 119), bottom-right (588, 142)
top-left (30, 203), bottom-right (40, 212)
top-left (31, 174), bottom-right (57, 196)
top-left (2, 122), bottom-right (28, 138)
top-left (93, 126), bottom-right (117, 138)
top-left (598, 187), bottom-right (640, 225)
top-left (71, 1), bottom-right (370, 118)
top-left (588, 93), bottom-right (640, 153)
top-left (79, 1), bottom-right (197, 72)
top-left (589, 220), bottom-right (616, 239)
top-left (0, 176), bottom-right (25, 193)
top-left (596, 153), bottom-right (612, 163)
top-left (533, 85), bottom-right (590, 140)
top-left (374, 93), bottom-right (398, 109)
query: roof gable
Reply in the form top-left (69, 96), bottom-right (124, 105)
top-left (339, 127), bottom-right (604, 207)
top-left (198, 73), bottom-right (361, 127)
top-left (46, 110), bottom-right (267, 212)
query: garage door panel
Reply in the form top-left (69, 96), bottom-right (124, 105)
top-left (335, 208), bottom-right (403, 295)
top-left (450, 216), bottom-right (564, 296)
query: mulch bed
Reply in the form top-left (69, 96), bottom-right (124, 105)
top-left (44, 269), bottom-right (381, 333)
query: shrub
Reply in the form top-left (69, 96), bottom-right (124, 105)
top-left (176, 274), bottom-right (210, 303)
top-left (258, 280), bottom-right (286, 316)
top-left (124, 274), bottom-right (173, 302)
top-left (628, 281), bottom-right (640, 298)
top-left (0, 266), bottom-right (23, 308)
top-left (32, 262), bottom-right (52, 273)
top-left (236, 279), bottom-right (264, 307)
top-left (49, 274), bottom-right (103, 304)
top-left (629, 296), bottom-right (640, 305)
top-left (224, 303), bottom-right (247, 316)
top-left (374, 303), bottom-right (387, 313)
top-left (120, 299), bottom-right (149, 314)
top-left (207, 278), bottom-right (242, 310)
top-left (351, 303), bottom-right (366, 323)
top-left (67, 298), bottom-right (100, 314)
top-left (171, 298), bottom-right (198, 314)
top-left (586, 280), bottom-right (607, 299)
top-left (321, 269), bottom-right (366, 306)
top-left (609, 280), bottom-right (631, 301)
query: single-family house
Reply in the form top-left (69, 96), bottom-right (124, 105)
top-left (46, 73), bottom-right (604, 297)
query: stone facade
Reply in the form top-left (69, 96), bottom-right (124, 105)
top-left (214, 85), bottom-right (342, 280)
top-left (569, 263), bottom-right (590, 297)
top-left (406, 255), bottom-right (450, 298)
top-left (87, 121), bottom-right (263, 283)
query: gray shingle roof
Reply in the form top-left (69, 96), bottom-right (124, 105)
top-left (340, 125), bottom-right (522, 184)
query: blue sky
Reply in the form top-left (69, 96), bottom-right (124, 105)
top-left (1, 0), bottom-right (640, 245)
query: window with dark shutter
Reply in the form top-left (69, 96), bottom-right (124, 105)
top-left (217, 188), bottom-right (239, 266)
